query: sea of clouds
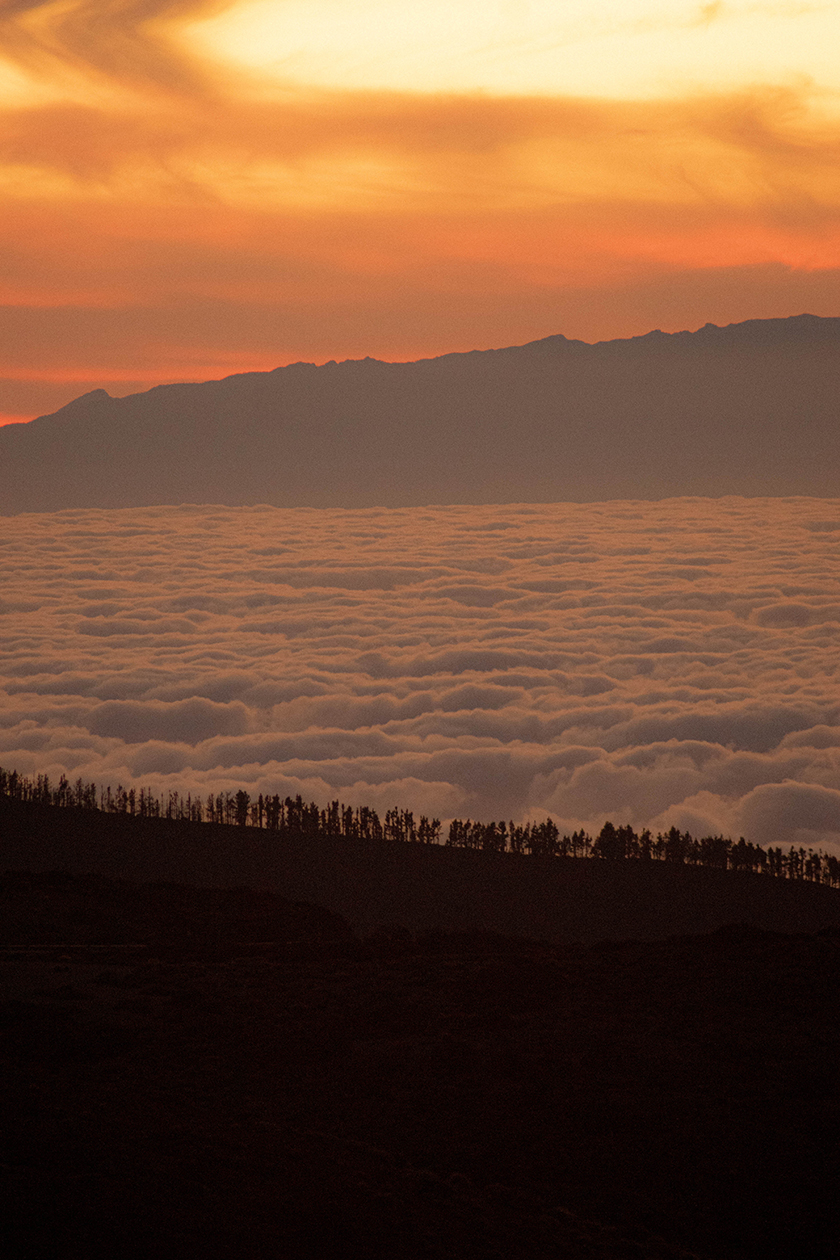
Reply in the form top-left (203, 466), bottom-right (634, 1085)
top-left (2, 498), bottom-right (839, 852)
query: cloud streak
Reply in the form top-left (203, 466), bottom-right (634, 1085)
top-left (1, 498), bottom-right (838, 852)
top-left (4, 82), bottom-right (840, 210)
top-left (0, 0), bottom-right (230, 95)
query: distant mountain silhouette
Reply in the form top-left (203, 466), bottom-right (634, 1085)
top-left (2, 314), bottom-right (839, 511)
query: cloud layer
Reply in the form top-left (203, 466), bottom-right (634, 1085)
top-left (2, 498), bottom-right (838, 852)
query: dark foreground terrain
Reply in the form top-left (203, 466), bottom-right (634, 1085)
top-left (1, 872), bottom-right (838, 1260)
top-left (4, 797), bottom-right (840, 943)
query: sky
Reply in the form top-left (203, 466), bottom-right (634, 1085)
top-left (3, 498), bottom-right (839, 852)
top-left (2, 0), bottom-right (840, 422)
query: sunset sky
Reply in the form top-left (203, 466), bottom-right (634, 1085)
top-left (2, 0), bottom-right (840, 422)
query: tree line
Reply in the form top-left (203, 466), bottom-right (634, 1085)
top-left (1, 763), bottom-right (838, 889)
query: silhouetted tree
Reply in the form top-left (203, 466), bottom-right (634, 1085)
top-left (1, 763), bottom-right (837, 889)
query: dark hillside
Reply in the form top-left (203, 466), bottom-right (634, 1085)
top-left (3, 797), bottom-right (840, 942)
top-left (1, 871), bottom-right (837, 1260)
top-left (2, 314), bottom-right (839, 510)
top-left (0, 870), bottom-right (352, 949)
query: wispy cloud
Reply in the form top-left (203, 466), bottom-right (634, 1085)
top-left (3, 81), bottom-right (840, 204)
top-left (0, 0), bottom-right (231, 95)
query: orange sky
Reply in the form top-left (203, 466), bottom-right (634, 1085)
top-left (2, 0), bottom-right (840, 422)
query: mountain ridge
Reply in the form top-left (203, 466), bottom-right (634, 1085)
top-left (30, 311), bottom-right (840, 414)
top-left (2, 313), bottom-right (839, 511)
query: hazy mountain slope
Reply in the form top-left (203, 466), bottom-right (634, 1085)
top-left (2, 314), bottom-right (839, 511)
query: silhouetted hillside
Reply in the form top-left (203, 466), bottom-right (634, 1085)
top-left (0, 869), bottom-right (352, 950)
top-left (2, 873), bottom-right (838, 1259)
top-left (3, 796), bottom-right (839, 942)
top-left (2, 314), bottom-right (839, 511)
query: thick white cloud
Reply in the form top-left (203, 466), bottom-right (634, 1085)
top-left (1, 497), bottom-right (838, 851)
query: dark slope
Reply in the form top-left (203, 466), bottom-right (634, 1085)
top-left (2, 313), bottom-right (840, 511)
top-left (0, 869), bottom-right (353, 949)
top-left (3, 798), bottom-right (840, 942)
top-left (2, 874), bottom-right (838, 1260)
